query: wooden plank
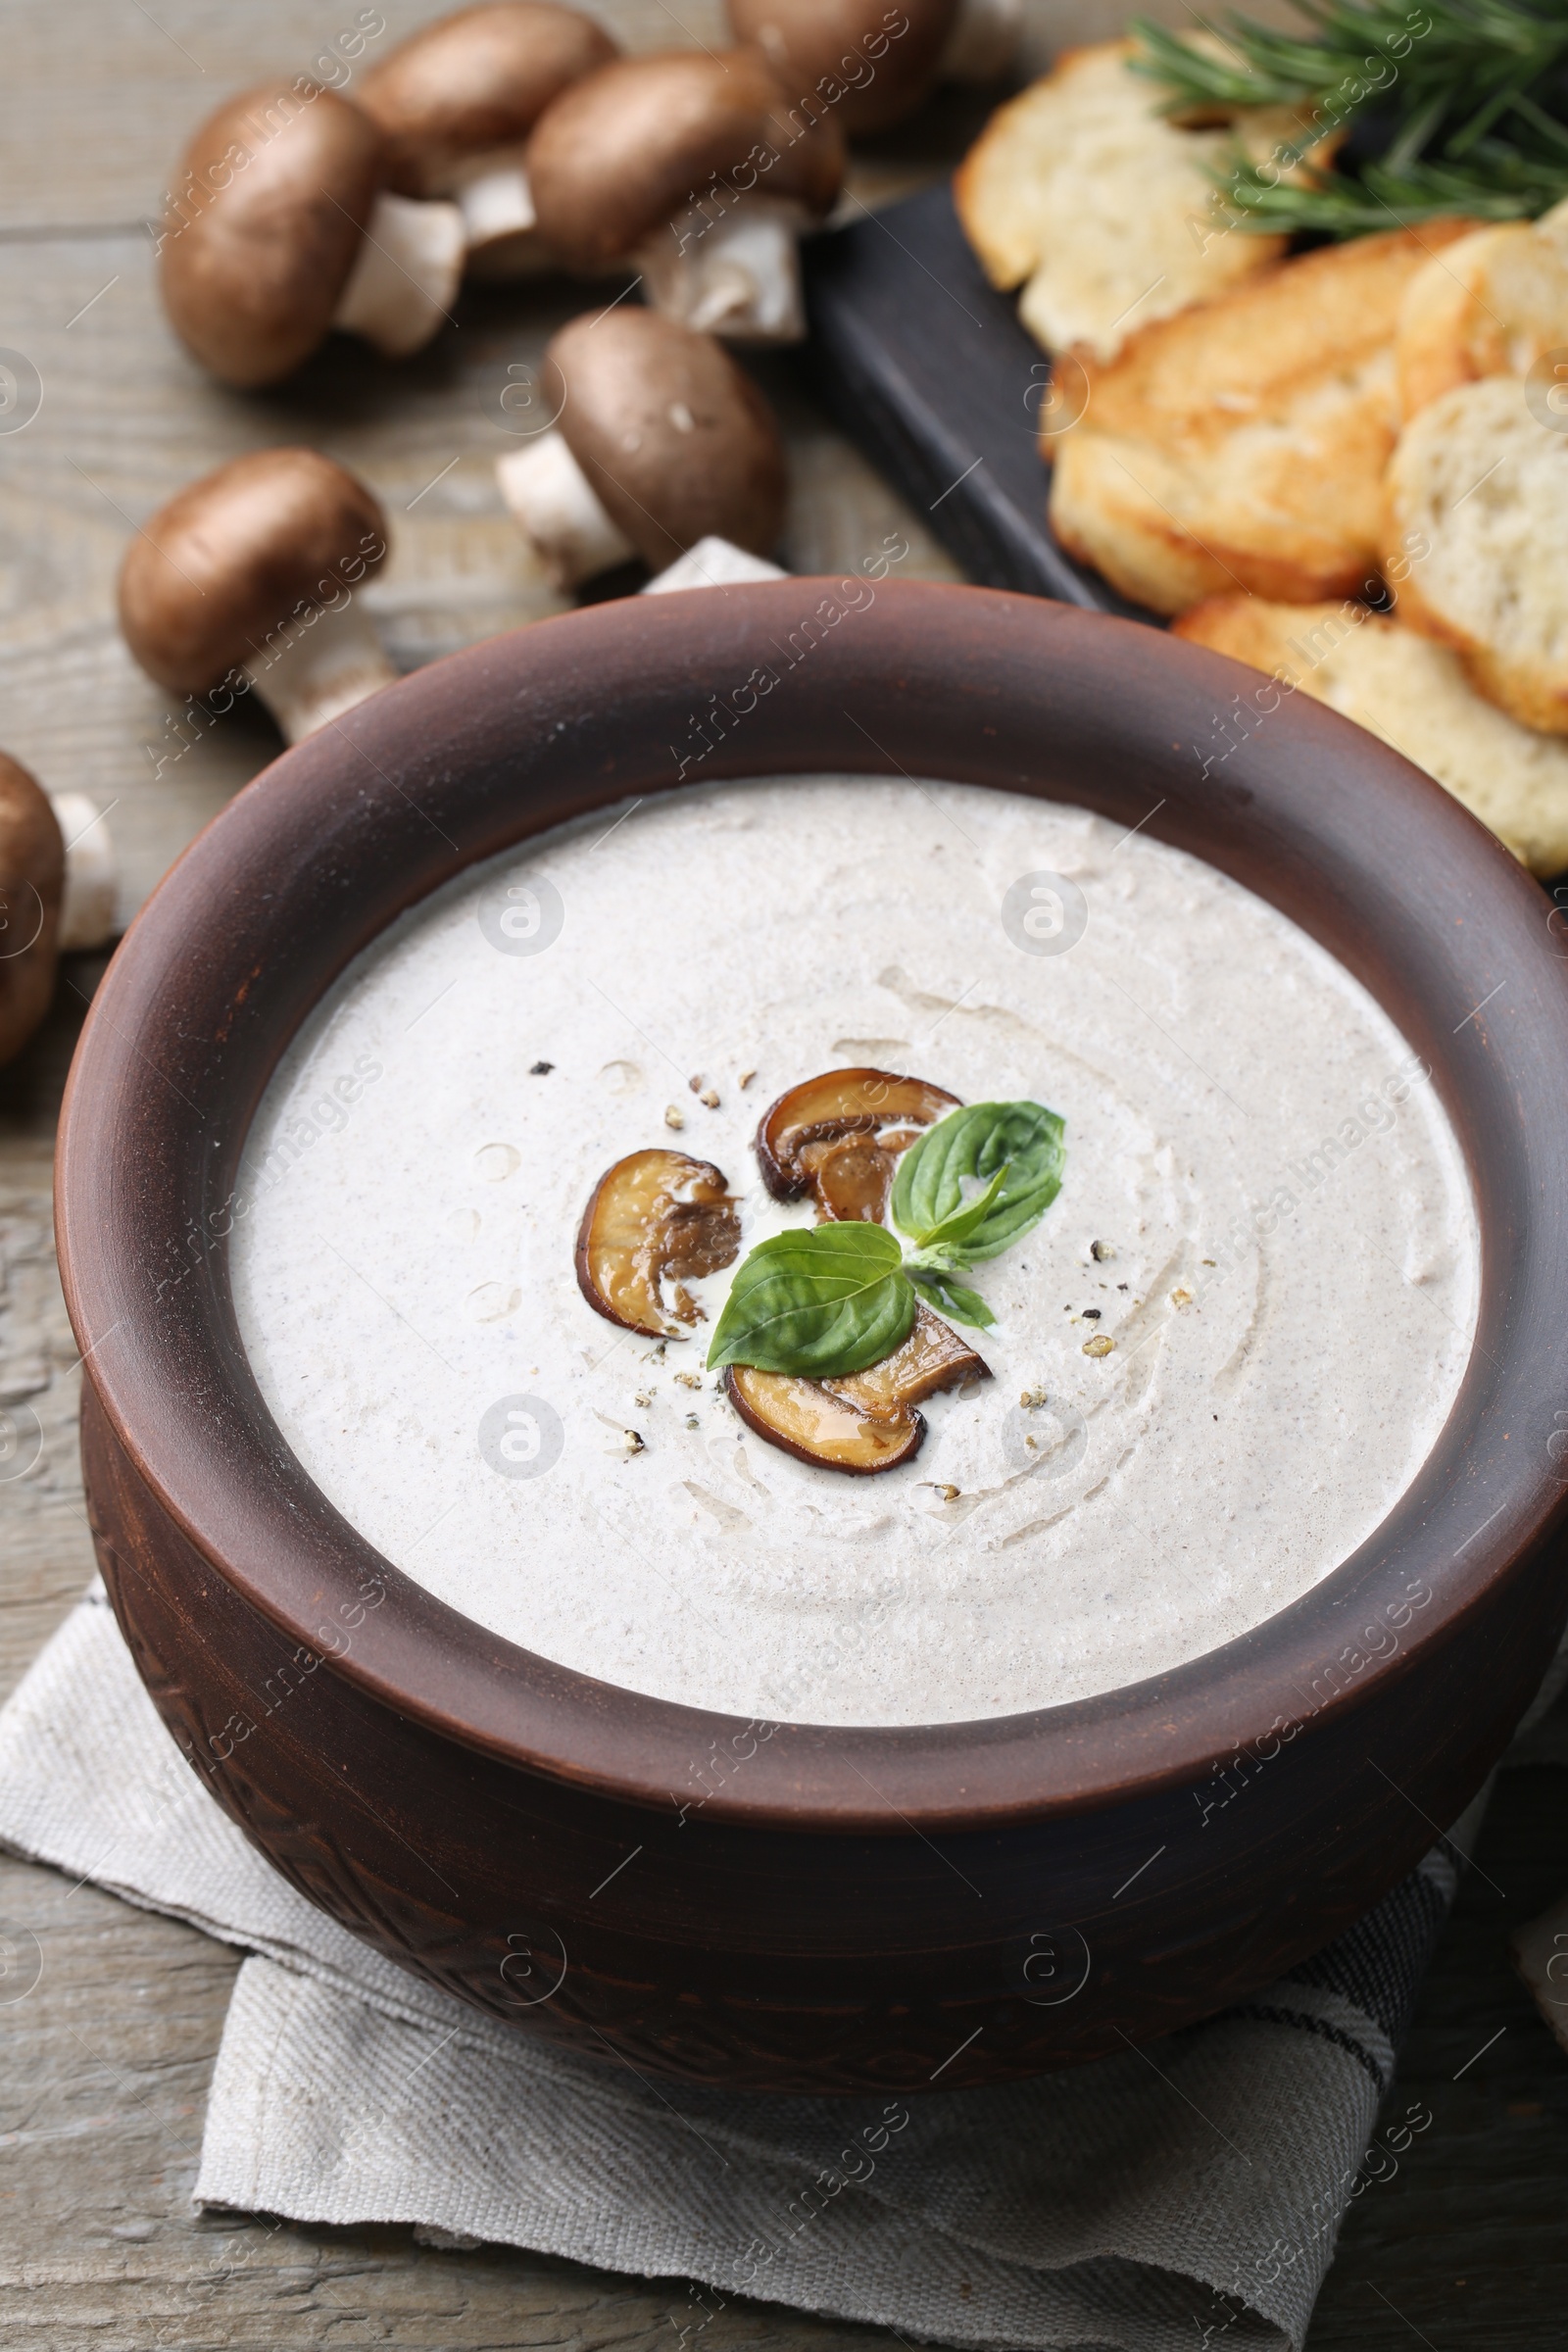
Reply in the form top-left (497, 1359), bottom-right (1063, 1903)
top-left (0, 1), bottom-right (1230, 236)
top-left (0, 1849), bottom-right (896, 2352)
top-left (0, 1141), bottom-right (99, 1701)
top-left (1, 0), bottom-right (1565, 2343)
top-left (0, 234), bottom-right (965, 923)
top-left (0, 1), bottom-right (726, 233)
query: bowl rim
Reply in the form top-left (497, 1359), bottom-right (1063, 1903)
top-left (57, 578), bottom-right (1568, 1830)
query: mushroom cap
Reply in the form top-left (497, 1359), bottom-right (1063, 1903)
top-left (724, 1364), bottom-right (924, 1472)
top-left (546, 309), bottom-right (787, 567)
top-left (118, 448), bottom-right (389, 698)
top-left (159, 80), bottom-right (386, 388)
top-left (359, 4), bottom-right (620, 196)
top-left (725, 0), bottom-right (957, 133)
top-left (527, 48), bottom-right (845, 271)
top-left (0, 752), bottom-right (64, 1068)
top-left (576, 1147), bottom-right (740, 1336)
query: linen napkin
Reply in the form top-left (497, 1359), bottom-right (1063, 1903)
top-left (0, 1581), bottom-right (1494, 2352)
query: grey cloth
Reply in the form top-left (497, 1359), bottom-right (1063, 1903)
top-left (0, 1586), bottom-right (1482, 2352)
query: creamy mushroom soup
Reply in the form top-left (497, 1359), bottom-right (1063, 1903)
top-left (230, 777), bottom-right (1479, 1727)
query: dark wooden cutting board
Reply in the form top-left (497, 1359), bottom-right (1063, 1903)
top-left (803, 178), bottom-right (1152, 619)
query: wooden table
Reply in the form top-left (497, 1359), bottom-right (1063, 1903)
top-left (2, 4), bottom-right (1565, 2343)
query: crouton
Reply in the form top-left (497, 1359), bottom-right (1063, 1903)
top-left (1175, 591), bottom-right (1568, 872)
top-left (955, 39), bottom-right (1318, 362)
top-left (1397, 197), bottom-right (1568, 417)
top-left (1384, 373), bottom-right (1568, 735)
top-left (1049, 221), bottom-right (1477, 613)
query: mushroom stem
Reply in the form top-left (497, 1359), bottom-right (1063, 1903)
top-left (451, 152), bottom-right (553, 278)
top-left (47, 795), bottom-right (119, 951)
top-left (241, 600), bottom-right (399, 744)
top-left (643, 536), bottom-right (786, 592)
top-left (330, 192), bottom-right (466, 358)
top-left (496, 429), bottom-right (637, 589)
top-left (938, 0), bottom-right (1023, 81)
top-left (639, 196), bottom-right (808, 345)
top-left (451, 147), bottom-right (538, 244)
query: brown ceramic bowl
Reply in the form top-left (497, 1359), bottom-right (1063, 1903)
top-left (57, 582), bottom-right (1568, 2093)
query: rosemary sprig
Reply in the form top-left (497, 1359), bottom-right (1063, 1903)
top-left (1131, 0), bottom-right (1568, 233)
top-left (1221, 138), bottom-right (1568, 228)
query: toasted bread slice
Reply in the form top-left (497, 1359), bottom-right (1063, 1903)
top-left (1397, 198), bottom-right (1568, 417)
top-left (1384, 373), bottom-right (1568, 734)
top-left (1049, 221), bottom-right (1477, 614)
top-left (955, 39), bottom-right (1317, 362)
top-left (1175, 593), bottom-right (1568, 873)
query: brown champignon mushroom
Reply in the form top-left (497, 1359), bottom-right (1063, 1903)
top-left (526, 48), bottom-right (844, 342)
top-left (118, 449), bottom-right (395, 746)
top-left (756, 1066), bottom-right (960, 1220)
top-left (726, 1304), bottom-right (989, 1472)
top-left (0, 755), bottom-right (64, 1068)
top-left (577, 1148), bottom-right (741, 1337)
top-left (725, 0), bottom-right (1020, 134)
top-left (828, 1303), bottom-right (990, 1411)
top-left (727, 1363), bottom-right (922, 1470)
top-left (159, 79), bottom-right (466, 386)
top-left (495, 308), bottom-right (786, 587)
top-left (358, 4), bottom-right (619, 274)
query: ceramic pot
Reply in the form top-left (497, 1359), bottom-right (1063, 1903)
top-left (56, 582), bottom-right (1568, 2092)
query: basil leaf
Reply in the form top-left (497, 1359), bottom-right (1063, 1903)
top-left (908, 1162), bottom-right (1008, 1254)
top-left (892, 1101), bottom-right (1065, 1261)
top-left (906, 1263), bottom-right (998, 1331)
top-left (707, 1222), bottom-right (917, 1376)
